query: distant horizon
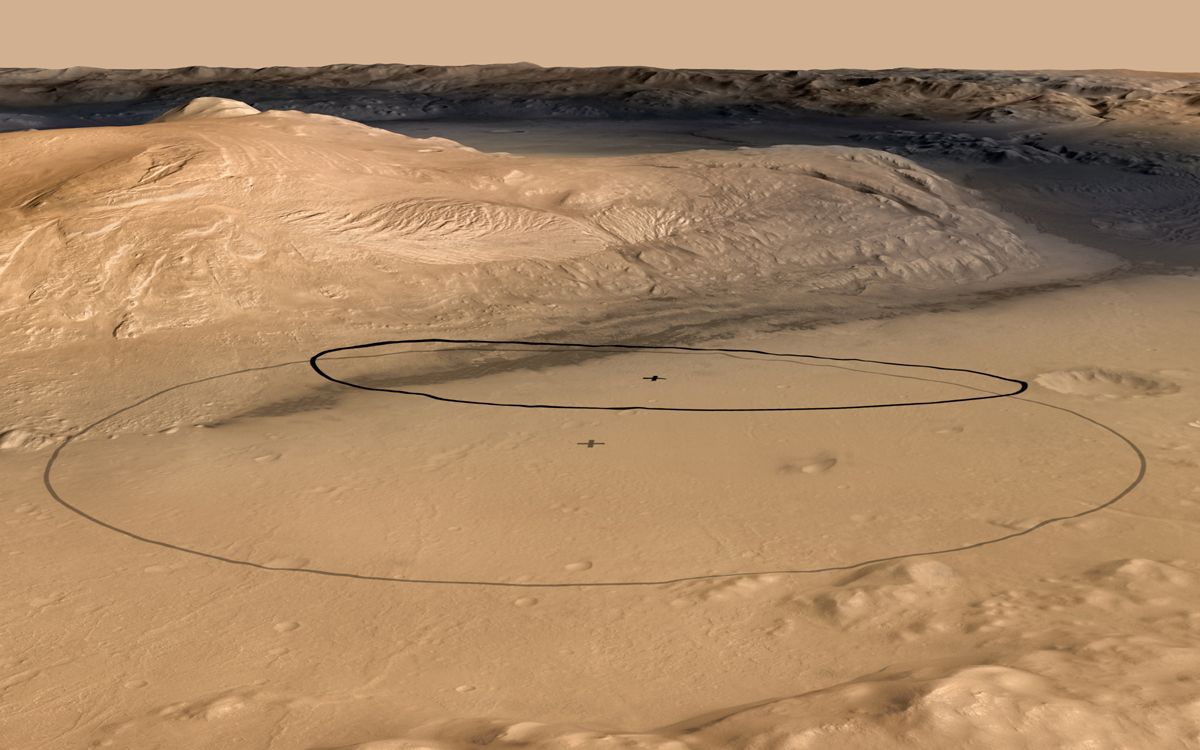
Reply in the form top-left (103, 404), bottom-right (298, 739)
top-left (6, 1), bottom-right (1199, 73)
top-left (6, 63), bottom-right (1198, 77)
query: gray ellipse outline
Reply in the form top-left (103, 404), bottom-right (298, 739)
top-left (42, 340), bottom-right (1145, 588)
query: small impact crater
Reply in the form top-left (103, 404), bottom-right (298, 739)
top-left (1034, 368), bottom-right (1179, 399)
top-left (780, 455), bottom-right (838, 475)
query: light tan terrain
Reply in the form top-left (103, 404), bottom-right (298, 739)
top-left (1, 90), bottom-right (1197, 749)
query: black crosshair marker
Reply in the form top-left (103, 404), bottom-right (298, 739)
top-left (643, 375), bottom-right (665, 381)
top-left (577, 439), bottom-right (605, 448)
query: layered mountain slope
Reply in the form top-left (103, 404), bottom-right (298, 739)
top-left (151, 95), bottom-right (262, 122)
top-left (0, 99), bottom-right (1039, 344)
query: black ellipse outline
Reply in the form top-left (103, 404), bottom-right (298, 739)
top-left (309, 338), bottom-right (1029, 411)
top-left (41, 341), bottom-right (1146, 588)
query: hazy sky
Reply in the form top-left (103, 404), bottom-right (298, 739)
top-left (7, 0), bottom-right (1198, 72)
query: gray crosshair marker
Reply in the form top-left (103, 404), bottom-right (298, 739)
top-left (643, 375), bottom-right (665, 381)
top-left (577, 439), bottom-right (605, 448)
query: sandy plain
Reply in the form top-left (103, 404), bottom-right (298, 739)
top-left (1, 70), bottom-right (1199, 749)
